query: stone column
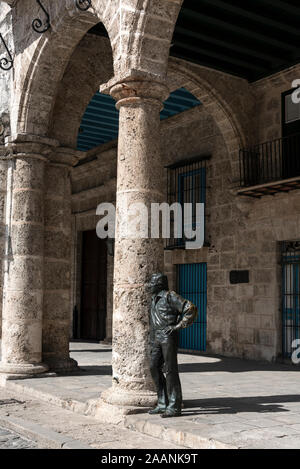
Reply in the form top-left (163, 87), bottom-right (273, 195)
top-left (104, 252), bottom-right (114, 344)
top-left (0, 135), bottom-right (56, 378)
top-left (42, 148), bottom-right (79, 372)
top-left (0, 155), bottom-right (7, 339)
top-left (99, 78), bottom-right (169, 413)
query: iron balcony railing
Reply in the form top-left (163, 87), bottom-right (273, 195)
top-left (239, 133), bottom-right (300, 188)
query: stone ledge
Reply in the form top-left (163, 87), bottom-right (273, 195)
top-left (0, 415), bottom-right (92, 449)
top-left (124, 415), bottom-right (238, 450)
top-left (2, 379), bottom-right (237, 449)
top-left (2, 379), bottom-right (87, 414)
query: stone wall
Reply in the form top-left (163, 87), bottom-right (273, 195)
top-left (253, 64), bottom-right (300, 143)
top-left (157, 82), bottom-right (300, 361)
top-left (162, 66), bottom-right (300, 361)
top-left (161, 107), bottom-right (281, 361)
top-left (1, 0), bottom-right (300, 361)
top-left (69, 63), bottom-right (300, 361)
top-left (162, 70), bottom-right (300, 361)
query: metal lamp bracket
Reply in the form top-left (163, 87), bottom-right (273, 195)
top-left (32, 0), bottom-right (50, 34)
top-left (0, 33), bottom-right (13, 71)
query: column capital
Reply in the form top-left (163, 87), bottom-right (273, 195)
top-left (101, 72), bottom-right (169, 110)
top-left (4, 134), bottom-right (60, 161)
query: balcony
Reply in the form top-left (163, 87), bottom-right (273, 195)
top-left (238, 133), bottom-right (300, 197)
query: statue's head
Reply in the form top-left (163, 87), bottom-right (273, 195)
top-left (148, 273), bottom-right (169, 295)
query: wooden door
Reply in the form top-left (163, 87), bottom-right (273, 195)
top-left (80, 230), bottom-right (107, 341)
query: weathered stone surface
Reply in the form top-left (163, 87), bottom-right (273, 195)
top-left (0, 146), bottom-right (48, 376)
top-left (1, 0), bottom-right (300, 421)
top-left (95, 80), bottom-right (167, 410)
top-left (42, 158), bottom-right (78, 372)
top-left (69, 58), bottom-right (300, 367)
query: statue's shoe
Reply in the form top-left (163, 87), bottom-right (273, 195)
top-left (160, 410), bottom-right (181, 418)
top-left (148, 406), bottom-right (166, 415)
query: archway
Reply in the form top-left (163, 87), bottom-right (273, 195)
top-left (1, 0), bottom-right (255, 415)
top-left (0, 2), bottom-right (186, 418)
top-left (0, 1), bottom-right (117, 376)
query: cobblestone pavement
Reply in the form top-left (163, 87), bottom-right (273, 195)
top-left (0, 426), bottom-right (37, 449)
top-left (1, 341), bottom-right (300, 449)
top-left (0, 386), bottom-right (185, 449)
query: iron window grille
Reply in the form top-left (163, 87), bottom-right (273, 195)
top-left (281, 241), bottom-right (300, 359)
top-left (165, 155), bottom-right (209, 250)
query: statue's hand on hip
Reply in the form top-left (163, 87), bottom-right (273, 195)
top-left (164, 325), bottom-right (177, 336)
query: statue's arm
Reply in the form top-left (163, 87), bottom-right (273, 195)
top-left (176, 301), bottom-right (198, 330)
top-left (168, 292), bottom-right (198, 330)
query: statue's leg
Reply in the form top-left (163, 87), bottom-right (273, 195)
top-left (161, 336), bottom-right (182, 416)
top-left (149, 341), bottom-right (168, 412)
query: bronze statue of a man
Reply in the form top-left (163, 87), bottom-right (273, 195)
top-left (148, 273), bottom-right (198, 418)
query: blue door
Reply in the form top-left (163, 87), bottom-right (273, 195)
top-left (178, 263), bottom-right (207, 351)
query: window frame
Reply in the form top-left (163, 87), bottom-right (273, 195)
top-left (165, 155), bottom-right (209, 250)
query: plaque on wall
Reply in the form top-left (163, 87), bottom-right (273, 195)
top-left (230, 270), bottom-right (249, 284)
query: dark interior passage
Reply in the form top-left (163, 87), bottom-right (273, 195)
top-left (80, 230), bottom-right (107, 341)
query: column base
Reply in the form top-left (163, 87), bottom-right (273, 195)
top-left (43, 356), bottom-right (78, 373)
top-left (0, 362), bottom-right (49, 380)
top-left (86, 387), bottom-right (157, 425)
top-left (101, 386), bottom-right (157, 409)
top-left (87, 398), bottom-right (151, 425)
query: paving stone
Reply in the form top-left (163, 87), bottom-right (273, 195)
top-left (1, 342), bottom-right (300, 449)
top-left (0, 426), bottom-right (37, 449)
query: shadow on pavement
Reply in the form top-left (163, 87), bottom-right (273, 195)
top-left (56, 365), bottom-right (112, 377)
top-left (178, 358), bottom-right (300, 373)
top-left (70, 349), bottom-right (112, 353)
top-left (182, 394), bottom-right (300, 416)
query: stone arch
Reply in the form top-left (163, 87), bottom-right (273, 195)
top-left (10, 0), bottom-right (184, 139)
top-left (168, 58), bottom-right (255, 148)
top-left (166, 59), bottom-right (257, 184)
top-left (113, 0), bottom-right (184, 78)
top-left (49, 34), bottom-right (114, 148)
top-left (168, 58), bottom-right (254, 138)
top-left (10, 0), bottom-right (116, 137)
top-left (50, 49), bottom-right (253, 162)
